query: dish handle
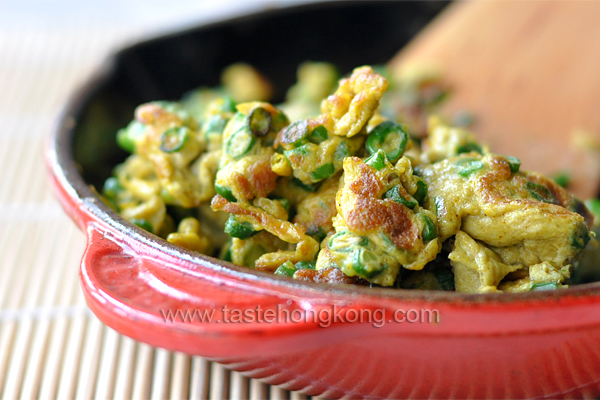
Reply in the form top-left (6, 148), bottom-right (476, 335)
top-left (79, 222), bottom-right (357, 357)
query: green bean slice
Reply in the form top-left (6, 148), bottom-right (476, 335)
top-left (224, 215), bottom-right (258, 239)
top-left (280, 119), bottom-right (309, 147)
top-left (366, 121), bottom-right (408, 163)
top-left (310, 163), bottom-right (335, 181)
top-left (530, 282), bottom-right (559, 291)
top-left (413, 179), bottom-right (428, 204)
top-left (526, 182), bottom-right (557, 204)
top-left (506, 156), bottom-right (521, 173)
top-left (454, 158), bottom-right (484, 177)
top-left (274, 261), bottom-right (296, 277)
top-left (384, 186), bottom-right (417, 209)
top-left (160, 126), bottom-right (190, 153)
top-left (552, 171), bottom-right (571, 188)
top-left (248, 107), bottom-right (271, 137)
top-left (309, 125), bottom-right (329, 144)
top-left (102, 177), bottom-right (123, 199)
top-left (215, 183), bottom-right (236, 202)
top-left (352, 248), bottom-right (385, 279)
top-left (364, 150), bottom-right (387, 171)
top-left (130, 218), bottom-right (153, 233)
top-left (295, 261), bottom-right (316, 270)
top-left (117, 121), bottom-right (146, 153)
top-left (457, 142), bottom-right (482, 155)
top-left (226, 130), bottom-right (256, 159)
top-left (420, 214), bottom-right (438, 242)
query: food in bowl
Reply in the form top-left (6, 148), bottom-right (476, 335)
top-left (99, 62), bottom-right (596, 293)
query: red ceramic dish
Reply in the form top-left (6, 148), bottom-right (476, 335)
top-left (46, 2), bottom-right (600, 398)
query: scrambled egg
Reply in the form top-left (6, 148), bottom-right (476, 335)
top-left (101, 62), bottom-right (596, 293)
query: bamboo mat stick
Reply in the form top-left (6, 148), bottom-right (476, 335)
top-left (55, 249), bottom-right (92, 400)
top-left (112, 336), bottom-right (136, 399)
top-left (18, 318), bottom-right (49, 400)
top-left (270, 385), bottom-right (288, 400)
top-left (250, 379), bottom-right (268, 400)
top-left (93, 327), bottom-right (120, 400)
top-left (131, 344), bottom-right (154, 400)
top-left (37, 317), bottom-right (70, 400)
top-left (2, 319), bottom-right (34, 400)
top-left (37, 227), bottom-right (84, 399)
top-left (0, 225), bottom-right (42, 399)
top-left (15, 222), bottom-right (67, 399)
top-left (189, 357), bottom-right (210, 400)
top-left (12, 140), bottom-right (43, 205)
top-left (209, 362), bottom-right (229, 400)
top-left (170, 353), bottom-right (191, 400)
top-left (75, 317), bottom-right (104, 400)
top-left (0, 138), bottom-right (29, 203)
top-left (55, 315), bottom-right (87, 399)
top-left (290, 391), bottom-right (308, 400)
top-left (229, 371), bottom-right (248, 400)
top-left (150, 348), bottom-right (172, 400)
top-left (3, 225), bottom-right (57, 399)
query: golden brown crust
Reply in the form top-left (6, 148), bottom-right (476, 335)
top-left (211, 195), bottom-right (319, 271)
top-left (294, 266), bottom-right (368, 285)
top-left (342, 159), bottom-right (420, 250)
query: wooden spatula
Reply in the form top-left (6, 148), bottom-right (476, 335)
top-left (389, 0), bottom-right (600, 199)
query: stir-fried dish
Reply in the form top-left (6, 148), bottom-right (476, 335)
top-left (101, 62), bottom-right (599, 293)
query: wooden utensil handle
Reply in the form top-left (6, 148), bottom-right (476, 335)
top-left (390, 1), bottom-right (600, 198)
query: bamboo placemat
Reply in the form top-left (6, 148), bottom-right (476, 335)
top-left (0, 1), bottom-right (320, 398)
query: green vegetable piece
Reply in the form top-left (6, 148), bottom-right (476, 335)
top-left (248, 107), bottom-right (271, 137)
top-left (530, 282), bottom-right (559, 291)
top-left (215, 183), bottom-right (236, 202)
top-left (365, 121), bottom-right (408, 163)
top-left (333, 141), bottom-right (349, 162)
top-left (224, 215), bottom-right (258, 239)
top-left (284, 143), bottom-right (310, 159)
top-left (420, 214), bottom-right (438, 242)
top-left (456, 142), bottom-right (483, 155)
top-left (328, 230), bottom-right (352, 251)
top-left (384, 186), bottom-right (417, 209)
top-left (102, 177), bottom-right (123, 199)
top-left (275, 198), bottom-right (291, 213)
top-left (432, 268), bottom-right (455, 291)
top-left (506, 156), bottom-right (521, 173)
top-left (364, 150), bottom-right (387, 171)
top-left (280, 119), bottom-right (309, 147)
top-left (292, 178), bottom-right (322, 192)
top-left (526, 182), bottom-right (557, 204)
top-left (585, 198), bottom-right (600, 220)
top-left (160, 126), bottom-right (190, 153)
top-left (552, 171), bottom-right (571, 188)
top-left (352, 248), bottom-right (385, 279)
top-left (413, 179), bottom-right (428, 203)
top-left (275, 261), bottom-right (296, 277)
top-left (270, 111), bottom-right (290, 131)
top-left (130, 218), bottom-right (153, 233)
top-left (309, 125), bottom-right (329, 144)
top-left (220, 96), bottom-right (237, 113)
top-left (454, 158), bottom-right (484, 177)
top-left (571, 230), bottom-right (591, 250)
top-left (204, 115), bottom-right (228, 136)
top-left (307, 226), bottom-right (327, 243)
top-left (295, 261), bottom-right (316, 270)
top-left (117, 121), bottom-right (146, 153)
top-left (311, 163), bottom-right (335, 181)
top-left (222, 245), bottom-right (232, 262)
top-left (226, 130), bottom-right (256, 159)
